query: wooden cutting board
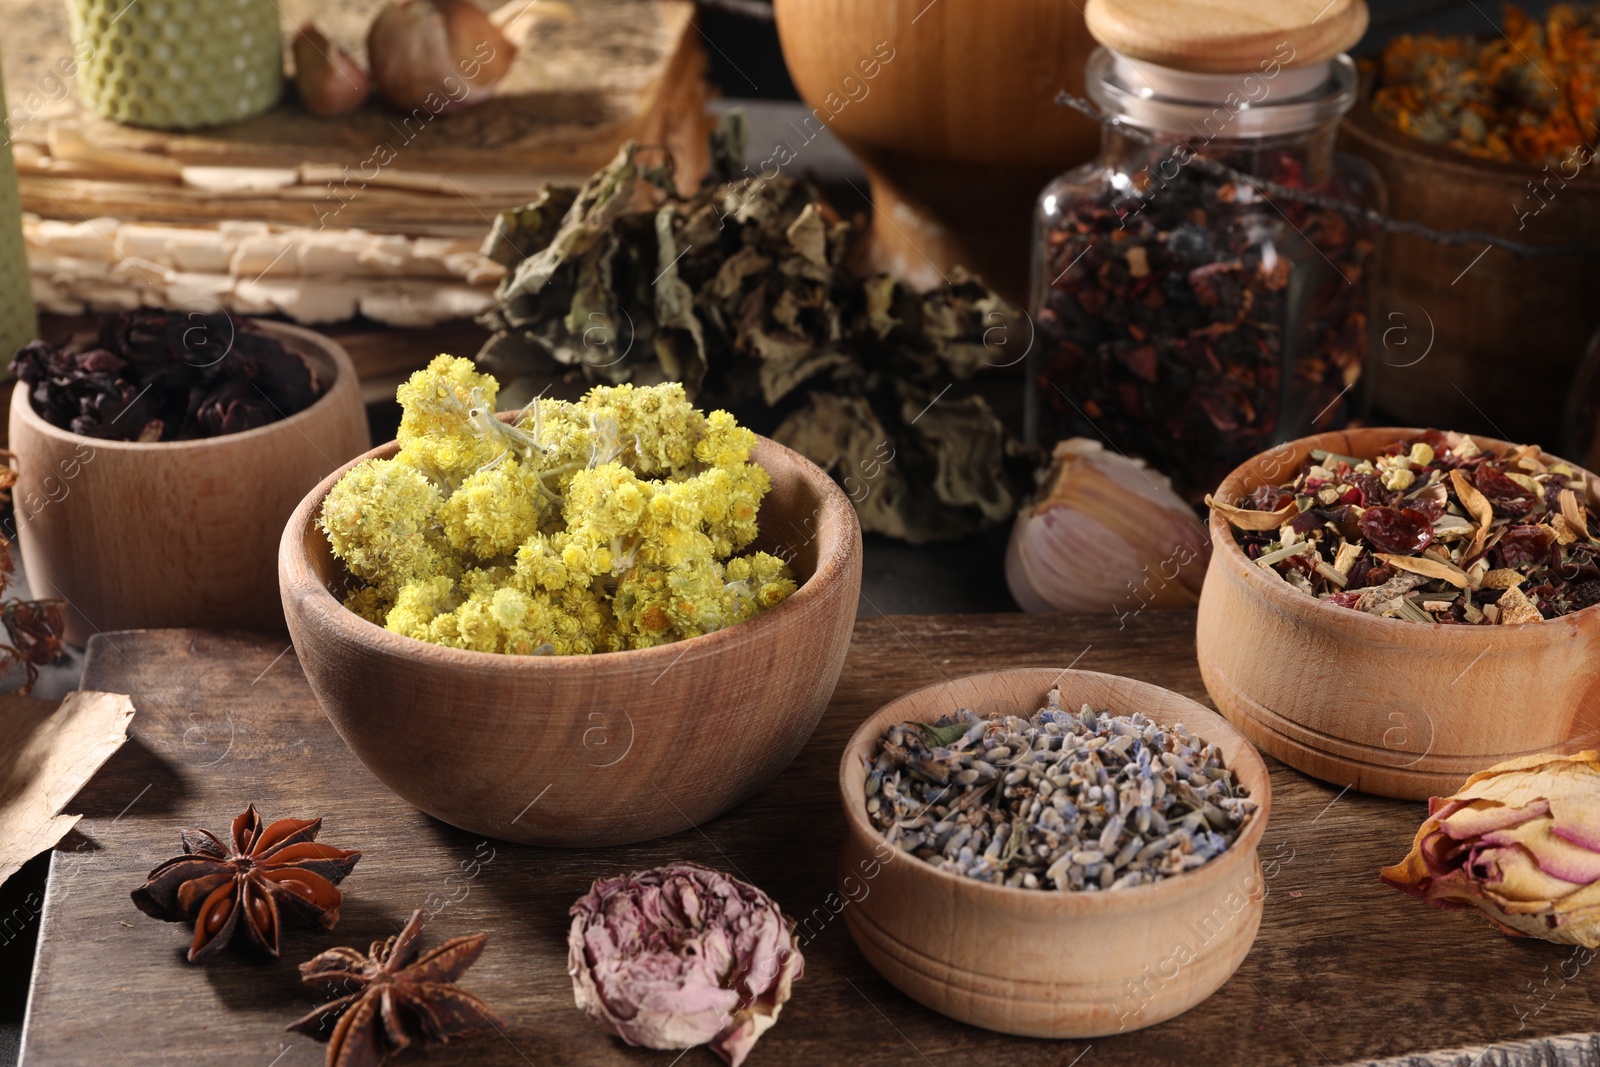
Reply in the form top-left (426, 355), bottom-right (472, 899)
top-left (20, 615), bottom-right (1600, 1067)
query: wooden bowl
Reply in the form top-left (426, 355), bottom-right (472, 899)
top-left (1338, 90), bottom-right (1600, 443)
top-left (9, 320), bottom-right (369, 645)
top-left (280, 434), bottom-right (863, 847)
top-left (1198, 427), bottom-right (1600, 801)
top-left (772, 0), bottom-right (1099, 302)
top-left (838, 668), bottom-right (1271, 1038)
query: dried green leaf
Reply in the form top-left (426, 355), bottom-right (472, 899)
top-left (916, 721), bottom-right (970, 746)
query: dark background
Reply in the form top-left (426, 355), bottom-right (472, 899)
top-left (0, 0), bottom-right (1568, 1062)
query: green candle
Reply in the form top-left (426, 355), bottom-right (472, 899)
top-left (67, 0), bottom-right (284, 130)
top-left (0, 56), bottom-right (38, 365)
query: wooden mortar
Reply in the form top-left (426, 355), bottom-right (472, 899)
top-left (771, 0), bottom-right (1099, 302)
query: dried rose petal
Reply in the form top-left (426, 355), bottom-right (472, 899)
top-left (1382, 752), bottom-right (1600, 946)
top-left (1356, 505), bottom-right (1434, 555)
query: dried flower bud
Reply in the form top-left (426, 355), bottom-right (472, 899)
top-left (1382, 751), bottom-right (1600, 946)
top-left (292, 24), bottom-right (370, 116)
top-left (1006, 439), bottom-right (1211, 613)
top-left (367, 0), bottom-right (515, 113)
top-left (567, 862), bottom-right (803, 1067)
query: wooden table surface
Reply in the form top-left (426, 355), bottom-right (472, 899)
top-left (20, 615), bottom-right (1600, 1067)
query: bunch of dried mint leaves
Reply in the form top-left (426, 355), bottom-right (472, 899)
top-left (865, 689), bottom-right (1256, 890)
top-left (1211, 430), bottom-right (1600, 624)
top-left (476, 114), bottom-right (1034, 543)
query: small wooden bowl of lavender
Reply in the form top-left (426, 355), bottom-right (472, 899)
top-left (1198, 427), bottom-right (1600, 801)
top-left (838, 668), bottom-right (1270, 1039)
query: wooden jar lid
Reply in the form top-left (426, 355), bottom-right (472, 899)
top-left (1083, 0), bottom-right (1368, 74)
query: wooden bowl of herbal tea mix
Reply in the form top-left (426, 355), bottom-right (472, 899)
top-left (281, 356), bottom-right (863, 847)
top-left (8, 313), bottom-right (369, 644)
top-left (838, 668), bottom-right (1270, 1038)
top-left (1198, 427), bottom-right (1600, 801)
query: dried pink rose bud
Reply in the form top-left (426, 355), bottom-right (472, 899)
top-left (568, 862), bottom-right (803, 1067)
top-left (1382, 751), bottom-right (1600, 946)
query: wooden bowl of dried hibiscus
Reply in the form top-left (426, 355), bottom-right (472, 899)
top-left (1198, 426), bottom-right (1600, 800)
top-left (8, 313), bottom-right (370, 644)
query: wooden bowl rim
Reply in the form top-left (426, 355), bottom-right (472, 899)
top-left (280, 425), bottom-right (862, 671)
top-left (8, 319), bottom-right (358, 454)
top-left (1209, 426), bottom-right (1600, 640)
top-left (837, 667), bottom-right (1271, 913)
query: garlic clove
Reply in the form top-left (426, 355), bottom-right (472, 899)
top-left (367, 0), bottom-right (517, 114)
top-left (1006, 439), bottom-right (1211, 615)
top-left (293, 24), bottom-right (371, 117)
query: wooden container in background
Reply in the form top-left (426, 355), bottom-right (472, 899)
top-left (9, 320), bottom-right (369, 644)
top-left (772, 0), bottom-right (1099, 302)
top-left (1339, 95), bottom-right (1600, 443)
top-left (838, 668), bottom-right (1270, 1038)
top-left (1198, 427), bottom-right (1600, 801)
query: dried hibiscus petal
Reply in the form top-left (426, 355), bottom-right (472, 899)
top-left (1498, 525), bottom-right (1557, 570)
top-left (1357, 506), bottom-right (1434, 555)
top-left (1475, 466), bottom-right (1537, 516)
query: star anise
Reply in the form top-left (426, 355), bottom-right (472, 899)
top-left (288, 908), bottom-right (503, 1067)
top-left (130, 804), bottom-right (361, 963)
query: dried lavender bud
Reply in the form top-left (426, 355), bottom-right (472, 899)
top-left (866, 688), bottom-right (1256, 890)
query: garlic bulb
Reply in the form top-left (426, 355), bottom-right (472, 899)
top-left (367, 0), bottom-right (516, 113)
top-left (1006, 439), bottom-right (1211, 615)
top-left (292, 24), bottom-right (370, 117)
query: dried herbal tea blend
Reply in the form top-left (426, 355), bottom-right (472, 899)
top-left (12, 310), bottom-right (323, 442)
top-left (864, 689), bottom-right (1256, 890)
top-left (1372, 4), bottom-right (1600, 165)
top-left (1034, 155), bottom-right (1371, 504)
top-left (477, 116), bottom-right (1034, 544)
top-left (322, 357), bottom-right (797, 653)
top-left (1213, 430), bottom-right (1600, 624)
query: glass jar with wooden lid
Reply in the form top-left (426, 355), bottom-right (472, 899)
top-left (1028, 0), bottom-right (1383, 504)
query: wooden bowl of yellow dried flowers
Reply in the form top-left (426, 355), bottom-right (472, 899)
top-left (1198, 427), bottom-right (1600, 801)
top-left (280, 357), bottom-right (862, 847)
top-left (839, 668), bottom-right (1270, 1038)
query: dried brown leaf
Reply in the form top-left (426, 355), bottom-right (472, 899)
top-left (1451, 469), bottom-right (1493, 529)
top-left (1376, 552), bottom-right (1476, 590)
top-left (1560, 489), bottom-right (1593, 541)
top-left (1206, 494), bottom-right (1297, 530)
top-left (0, 691), bottom-right (135, 888)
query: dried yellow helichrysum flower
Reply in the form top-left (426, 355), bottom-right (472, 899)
top-left (1381, 751), bottom-right (1600, 946)
top-left (320, 356), bottom-right (796, 654)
